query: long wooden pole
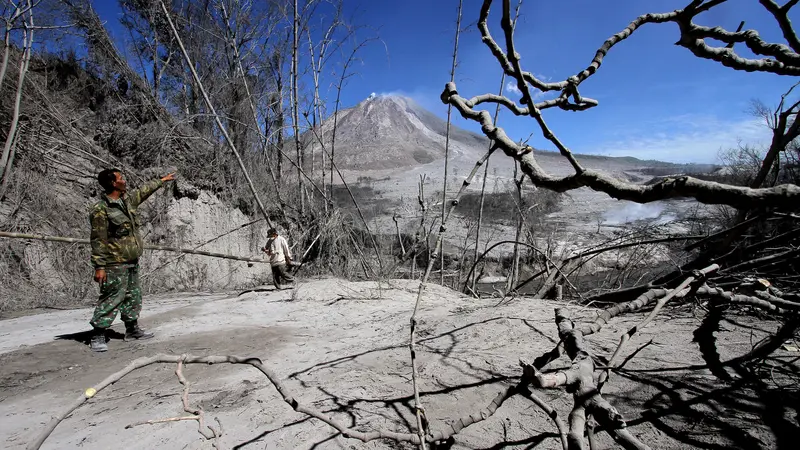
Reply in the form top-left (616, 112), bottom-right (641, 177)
top-left (0, 231), bottom-right (269, 264)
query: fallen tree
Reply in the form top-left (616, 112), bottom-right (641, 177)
top-left (0, 231), bottom-right (269, 264)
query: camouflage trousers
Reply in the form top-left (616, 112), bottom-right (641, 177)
top-left (90, 264), bottom-right (142, 329)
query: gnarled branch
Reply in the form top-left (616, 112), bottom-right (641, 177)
top-left (442, 83), bottom-right (800, 208)
top-left (759, 0), bottom-right (800, 54)
top-left (522, 309), bottom-right (648, 450)
top-left (454, 0), bottom-right (800, 213)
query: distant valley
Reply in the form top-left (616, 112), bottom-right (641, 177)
top-left (305, 94), bottom-right (719, 254)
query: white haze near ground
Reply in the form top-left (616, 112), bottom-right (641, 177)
top-left (601, 201), bottom-right (677, 225)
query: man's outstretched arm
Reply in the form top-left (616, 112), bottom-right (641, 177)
top-left (130, 172), bottom-right (177, 208)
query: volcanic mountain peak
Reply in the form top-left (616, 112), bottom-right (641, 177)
top-left (306, 93), bottom-right (488, 170)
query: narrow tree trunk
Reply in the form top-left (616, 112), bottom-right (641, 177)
top-left (307, 47), bottom-right (316, 186)
top-left (0, 127), bottom-right (21, 197)
top-left (330, 89), bottom-right (340, 198)
top-left (276, 85), bottom-right (285, 184)
top-left (150, 7), bottom-right (161, 97)
top-left (307, 27), bottom-right (329, 208)
top-left (0, 20), bottom-right (13, 91)
top-left (291, 0), bottom-right (305, 214)
top-left (393, 214), bottom-right (406, 256)
top-left (752, 113), bottom-right (800, 190)
top-left (440, 0), bottom-right (463, 285)
top-left (507, 163), bottom-right (524, 292)
top-left (0, 1), bottom-right (33, 188)
top-left (413, 175), bottom-right (428, 279)
top-left (151, 50), bottom-right (159, 95)
top-left (0, 231), bottom-right (270, 264)
top-left (471, 157), bottom-right (491, 292)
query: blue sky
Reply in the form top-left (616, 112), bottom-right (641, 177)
top-left (94, 0), bottom-right (800, 164)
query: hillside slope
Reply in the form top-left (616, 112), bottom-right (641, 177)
top-left (0, 53), bottom-right (275, 312)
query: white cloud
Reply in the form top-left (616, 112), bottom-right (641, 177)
top-left (589, 114), bottom-right (772, 164)
top-left (506, 81), bottom-right (522, 95)
top-left (375, 88), bottom-right (432, 101)
top-left (505, 78), bottom-right (560, 101)
top-left (374, 88), bottom-right (439, 110)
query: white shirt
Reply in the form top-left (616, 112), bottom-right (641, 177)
top-left (265, 235), bottom-right (292, 267)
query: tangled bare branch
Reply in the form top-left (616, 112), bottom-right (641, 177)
top-left (442, 0), bottom-right (800, 209)
top-left (125, 360), bottom-right (223, 447)
top-left (521, 308), bottom-right (650, 450)
top-left (27, 354), bottom-right (430, 450)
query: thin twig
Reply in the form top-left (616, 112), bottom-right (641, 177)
top-left (440, 0), bottom-right (463, 286)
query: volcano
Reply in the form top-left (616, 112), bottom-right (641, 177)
top-left (304, 94), bottom-right (489, 171)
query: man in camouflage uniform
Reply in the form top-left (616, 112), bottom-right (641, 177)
top-left (88, 168), bottom-right (176, 352)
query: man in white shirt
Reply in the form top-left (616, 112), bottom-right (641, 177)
top-left (262, 228), bottom-right (295, 289)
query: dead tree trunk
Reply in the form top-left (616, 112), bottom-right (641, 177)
top-left (290, 0), bottom-right (306, 214)
top-left (0, 0), bottom-right (33, 192)
top-left (439, 0), bottom-right (463, 286)
top-left (507, 162), bottom-right (524, 292)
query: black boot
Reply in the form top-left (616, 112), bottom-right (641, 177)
top-left (124, 320), bottom-right (154, 341)
top-left (90, 327), bottom-right (108, 352)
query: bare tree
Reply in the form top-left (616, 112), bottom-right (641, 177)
top-left (732, 82), bottom-right (800, 222)
top-left (306, 0), bottom-right (347, 194)
top-left (214, 0), bottom-right (291, 217)
top-left (290, 0), bottom-right (305, 213)
top-left (0, 0), bottom-right (33, 195)
top-left (157, 0), bottom-right (274, 228)
top-left (119, 0), bottom-right (175, 97)
top-left (0, 0), bottom-right (32, 91)
top-left (438, 0), bottom-right (463, 286)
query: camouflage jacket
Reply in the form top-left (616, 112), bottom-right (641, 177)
top-left (90, 178), bottom-right (164, 268)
